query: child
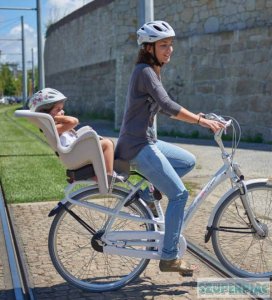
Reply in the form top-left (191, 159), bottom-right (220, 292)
top-left (29, 88), bottom-right (123, 182)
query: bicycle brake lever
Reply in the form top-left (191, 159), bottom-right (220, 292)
top-left (204, 114), bottom-right (232, 136)
top-left (204, 113), bottom-right (226, 123)
top-left (224, 120), bottom-right (232, 134)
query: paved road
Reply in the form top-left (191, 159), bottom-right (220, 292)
top-left (3, 120), bottom-right (272, 299)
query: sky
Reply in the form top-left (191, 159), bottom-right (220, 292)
top-left (0, 0), bottom-right (93, 68)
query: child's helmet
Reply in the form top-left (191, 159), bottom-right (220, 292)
top-left (29, 88), bottom-right (67, 112)
top-left (137, 20), bottom-right (175, 45)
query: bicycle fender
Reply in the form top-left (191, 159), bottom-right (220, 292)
top-left (138, 198), bottom-right (156, 219)
top-left (206, 178), bottom-right (269, 229)
top-left (48, 199), bottom-right (68, 217)
top-left (48, 184), bottom-right (101, 217)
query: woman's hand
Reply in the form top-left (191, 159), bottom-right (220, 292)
top-left (198, 115), bottom-right (225, 133)
top-left (172, 108), bottom-right (225, 133)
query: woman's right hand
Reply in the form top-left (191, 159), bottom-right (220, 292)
top-left (198, 117), bottom-right (225, 133)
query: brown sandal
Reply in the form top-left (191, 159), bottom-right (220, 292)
top-left (159, 259), bottom-right (197, 276)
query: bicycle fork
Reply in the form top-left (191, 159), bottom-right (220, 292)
top-left (205, 164), bottom-right (267, 242)
top-left (238, 180), bottom-right (266, 237)
top-left (231, 163), bottom-right (266, 237)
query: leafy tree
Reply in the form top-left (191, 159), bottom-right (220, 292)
top-left (0, 64), bottom-right (16, 96)
top-left (14, 73), bottom-right (22, 96)
top-left (0, 63), bottom-right (38, 97)
top-left (0, 76), bottom-right (3, 97)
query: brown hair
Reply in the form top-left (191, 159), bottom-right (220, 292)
top-left (38, 100), bottom-right (65, 114)
top-left (136, 44), bottom-right (160, 67)
top-left (37, 103), bottom-right (56, 113)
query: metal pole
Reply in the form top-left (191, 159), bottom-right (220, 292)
top-left (36, 0), bottom-right (45, 89)
top-left (0, 7), bottom-right (35, 11)
top-left (21, 16), bottom-right (27, 103)
top-left (31, 48), bottom-right (35, 95)
top-left (138, 0), bottom-right (156, 137)
top-left (138, 0), bottom-right (154, 25)
top-left (0, 187), bottom-right (25, 300)
top-left (0, 5), bottom-right (38, 99)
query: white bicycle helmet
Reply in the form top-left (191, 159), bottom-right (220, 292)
top-left (29, 88), bottom-right (67, 112)
top-left (137, 20), bottom-right (175, 45)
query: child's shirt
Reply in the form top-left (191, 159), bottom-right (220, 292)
top-left (59, 128), bottom-right (103, 147)
top-left (60, 130), bottom-right (77, 147)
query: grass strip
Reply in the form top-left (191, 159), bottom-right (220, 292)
top-left (0, 105), bottom-right (67, 203)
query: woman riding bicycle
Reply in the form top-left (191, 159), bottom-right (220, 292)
top-left (115, 20), bottom-right (224, 275)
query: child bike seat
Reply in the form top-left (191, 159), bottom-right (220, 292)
top-left (14, 110), bottom-right (108, 193)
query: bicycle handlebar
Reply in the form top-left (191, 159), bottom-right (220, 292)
top-left (202, 113), bottom-right (241, 160)
top-left (203, 113), bottom-right (234, 155)
top-left (204, 113), bottom-right (231, 127)
top-left (204, 113), bottom-right (232, 136)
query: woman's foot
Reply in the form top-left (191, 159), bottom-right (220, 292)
top-left (159, 259), bottom-right (197, 276)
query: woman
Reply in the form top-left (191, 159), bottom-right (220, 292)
top-left (115, 21), bottom-right (224, 275)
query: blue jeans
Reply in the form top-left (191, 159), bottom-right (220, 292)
top-left (130, 140), bottom-right (196, 260)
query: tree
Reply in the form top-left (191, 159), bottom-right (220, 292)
top-left (0, 63), bottom-right (38, 97)
top-left (14, 73), bottom-right (22, 96)
top-left (0, 76), bottom-right (3, 97)
top-left (0, 64), bottom-right (16, 96)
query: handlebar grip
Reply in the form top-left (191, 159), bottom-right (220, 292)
top-left (204, 113), bottom-right (231, 126)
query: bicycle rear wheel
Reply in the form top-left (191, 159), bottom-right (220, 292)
top-left (48, 186), bottom-right (154, 292)
top-left (212, 181), bottom-right (272, 277)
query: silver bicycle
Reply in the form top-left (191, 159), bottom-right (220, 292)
top-left (48, 113), bottom-right (272, 292)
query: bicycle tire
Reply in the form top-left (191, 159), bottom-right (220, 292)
top-left (212, 181), bottom-right (272, 277)
top-left (48, 185), bottom-right (155, 292)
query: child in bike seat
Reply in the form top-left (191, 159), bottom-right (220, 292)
top-left (29, 88), bottom-right (123, 182)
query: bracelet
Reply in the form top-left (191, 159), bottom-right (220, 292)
top-left (197, 115), bottom-right (201, 124)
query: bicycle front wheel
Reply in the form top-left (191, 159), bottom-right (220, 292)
top-left (212, 181), bottom-right (272, 277)
top-left (48, 186), bottom-right (154, 292)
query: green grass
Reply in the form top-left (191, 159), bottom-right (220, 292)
top-left (0, 105), bottom-right (67, 203)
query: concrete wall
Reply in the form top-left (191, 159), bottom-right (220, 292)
top-left (44, 0), bottom-right (272, 142)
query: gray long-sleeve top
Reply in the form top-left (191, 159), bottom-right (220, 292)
top-left (115, 63), bottom-right (182, 161)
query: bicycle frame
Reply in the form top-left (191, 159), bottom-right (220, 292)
top-left (182, 159), bottom-right (233, 230)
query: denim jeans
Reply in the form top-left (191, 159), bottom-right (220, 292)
top-left (130, 140), bottom-right (196, 260)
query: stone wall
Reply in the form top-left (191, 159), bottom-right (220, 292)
top-left (159, 27), bottom-right (272, 140)
top-left (46, 60), bottom-right (116, 119)
top-left (155, 0), bottom-right (272, 36)
top-left (44, 0), bottom-right (272, 142)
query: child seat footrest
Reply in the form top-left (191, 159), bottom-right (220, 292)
top-left (66, 164), bottom-right (95, 182)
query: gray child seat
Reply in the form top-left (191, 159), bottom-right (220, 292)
top-left (14, 110), bottom-right (110, 194)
